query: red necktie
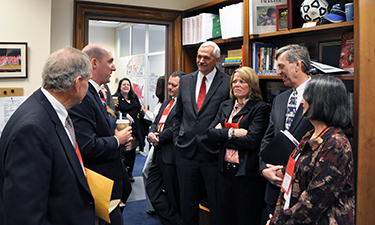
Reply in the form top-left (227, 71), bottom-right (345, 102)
top-left (157, 98), bottom-right (175, 132)
top-left (197, 76), bottom-right (206, 112)
top-left (99, 90), bottom-right (108, 110)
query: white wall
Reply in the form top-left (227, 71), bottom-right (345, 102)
top-left (0, 0), bottom-right (52, 97)
top-left (1, 0), bottom-right (213, 98)
top-left (88, 26), bottom-right (118, 93)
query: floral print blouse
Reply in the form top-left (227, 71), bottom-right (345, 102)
top-left (270, 127), bottom-right (355, 225)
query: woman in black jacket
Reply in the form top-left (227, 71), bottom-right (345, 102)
top-left (113, 77), bottom-right (149, 182)
top-left (207, 67), bottom-right (270, 225)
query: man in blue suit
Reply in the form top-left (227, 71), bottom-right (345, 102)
top-left (0, 47), bottom-right (95, 225)
top-left (173, 41), bottom-right (230, 225)
top-left (69, 44), bottom-right (132, 225)
top-left (259, 44), bottom-right (314, 215)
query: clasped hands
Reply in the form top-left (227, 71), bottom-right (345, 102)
top-left (148, 132), bottom-right (159, 146)
top-left (262, 164), bottom-right (284, 187)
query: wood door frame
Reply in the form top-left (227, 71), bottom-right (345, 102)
top-left (73, 0), bottom-right (184, 77)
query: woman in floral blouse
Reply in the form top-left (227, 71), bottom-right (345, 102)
top-left (268, 76), bottom-right (355, 225)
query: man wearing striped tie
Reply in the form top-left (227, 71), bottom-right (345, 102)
top-left (69, 44), bottom-right (132, 225)
top-left (259, 44), bottom-right (314, 216)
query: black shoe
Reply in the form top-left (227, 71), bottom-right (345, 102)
top-left (128, 174), bottom-right (135, 182)
top-left (146, 210), bottom-right (156, 215)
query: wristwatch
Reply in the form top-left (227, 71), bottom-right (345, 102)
top-left (231, 128), bottom-right (236, 139)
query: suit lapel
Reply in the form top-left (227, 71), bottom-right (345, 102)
top-left (35, 89), bottom-right (92, 195)
top-left (89, 84), bottom-right (111, 127)
top-left (190, 72), bottom-right (199, 113)
top-left (199, 70), bottom-right (223, 113)
top-left (276, 89), bottom-right (292, 131)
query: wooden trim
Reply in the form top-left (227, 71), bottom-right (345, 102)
top-left (354, 0), bottom-right (375, 224)
top-left (73, 0), bottom-right (183, 75)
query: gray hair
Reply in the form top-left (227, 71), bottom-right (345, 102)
top-left (198, 41), bottom-right (221, 59)
top-left (42, 47), bottom-right (92, 92)
top-left (276, 44), bottom-right (311, 74)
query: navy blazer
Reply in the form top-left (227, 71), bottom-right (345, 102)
top-left (259, 88), bottom-right (313, 206)
top-left (208, 99), bottom-right (270, 177)
top-left (0, 89), bottom-right (95, 225)
top-left (173, 70), bottom-right (231, 162)
top-left (69, 83), bottom-right (123, 200)
top-left (149, 98), bottom-right (177, 165)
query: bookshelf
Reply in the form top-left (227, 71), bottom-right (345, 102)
top-left (181, 0), bottom-right (375, 224)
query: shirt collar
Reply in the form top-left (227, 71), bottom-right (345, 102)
top-left (295, 76), bottom-right (311, 98)
top-left (89, 79), bottom-right (101, 93)
top-left (41, 87), bottom-right (68, 126)
top-left (198, 67), bottom-right (216, 83)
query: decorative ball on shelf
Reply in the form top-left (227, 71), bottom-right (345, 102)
top-left (300, 0), bottom-right (329, 22)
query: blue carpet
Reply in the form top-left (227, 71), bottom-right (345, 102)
top-left (122, 153), bottom-right (163, 225)
top-left (123, 200), bottom-right (161, 225)
top-left (132, 153), bottom-right (146, 177)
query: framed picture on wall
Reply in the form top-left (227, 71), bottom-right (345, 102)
top-left (0, 42), bottom-right (28, 79)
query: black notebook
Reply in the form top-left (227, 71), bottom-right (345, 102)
top-left (260, 130), bottom-right (299, 165)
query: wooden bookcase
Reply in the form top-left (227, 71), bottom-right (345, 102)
top-left (181, 0), bottom-right (375, 224)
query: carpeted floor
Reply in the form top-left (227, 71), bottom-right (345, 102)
top-left (122, 152), bottom-right (162, 225)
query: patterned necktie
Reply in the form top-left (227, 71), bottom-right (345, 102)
top-left (197, 76), bottom-right (206, 112)
top-left (285, 89), bottom-right (298, 130)
top-left (99, 90), bottom-right (108, 110)
top-left (65, 115), bottom-right (76, 149)
top-left (66, 115), bottom-right (86, 175)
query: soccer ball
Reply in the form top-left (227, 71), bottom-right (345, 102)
top-left (300, 0), bottom-right (329, 22)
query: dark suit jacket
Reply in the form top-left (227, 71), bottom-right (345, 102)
top-left (0, 89), bottom-right (95, 225)
top-left (259, 88), bottom-right (313, 206)
top-left (69, 83), bottom-right (123, 200)
top-left (208, 99), bottom-right (270, 177)
top-left (149, 98), bottom-right (177, 165)
top-left (173, 70), bottom-right (230, 162)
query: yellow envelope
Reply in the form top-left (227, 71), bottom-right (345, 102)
top-left (85, 168), bottom-right (114, 223)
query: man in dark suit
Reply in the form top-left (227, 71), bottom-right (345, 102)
top-left (146, 71), bottom-right (184, 225)
top-left (259, 44), bottom-right (314, 215)
top-left (0, 47), bottom-right (95, 225)
top-left (173, 41), bottom-right (230, 225)
top-left (69, 44), bottom-right (132, 225)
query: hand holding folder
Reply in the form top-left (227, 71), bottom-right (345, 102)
top-left (260, 130), bottom-right (299, 166)
top-left (85, 168), bottom-right (114, 223)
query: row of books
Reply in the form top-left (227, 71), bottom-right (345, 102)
top-left (253, 31), bottom-right (354, 76)
top-left (182, 13), bottom-right (217, 45)
top-left (219, 2), bottom-right (244, 39)
top-left (252, 42), bottom-right (277, 75)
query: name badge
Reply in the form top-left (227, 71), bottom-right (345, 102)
top-left (159, 115), bottom-right (167, 123)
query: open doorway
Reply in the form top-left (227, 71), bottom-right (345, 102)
top-left (89, 20), bottom-right (166, 116)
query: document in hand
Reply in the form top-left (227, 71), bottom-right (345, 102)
top-left (86, 168), bottom-right (114, 223)
top-left (260, 130), bottom-right (299, 165)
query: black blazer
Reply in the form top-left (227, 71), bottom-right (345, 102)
top-left (173, 70), bottom-right (231, 162)
top-left (0, 89), bottom-right (95, 225)
top-left (69, 83), bottom-right (123, 200)
top-left (208, 99), bottom-right (270, 177)
top-left (149, 98), bottom-right (177, 165)
top-left (259, 88), bottom-right (313, 206)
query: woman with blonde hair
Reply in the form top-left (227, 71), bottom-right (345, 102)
top-left (208, 66), bottom-right (270, 225)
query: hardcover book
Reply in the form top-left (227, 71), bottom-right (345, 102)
top-left (249, 0), bottom-right (287, 35)
top-left (340, 32), bottom-right (354, 73)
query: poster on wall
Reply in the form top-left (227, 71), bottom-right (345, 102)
top-left (124, 55), bottom-right (145, 76)
top-left (123, 55), bottom-right (146, 103)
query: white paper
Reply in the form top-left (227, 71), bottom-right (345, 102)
top-left (0, 96), bottom-right (25, 135)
